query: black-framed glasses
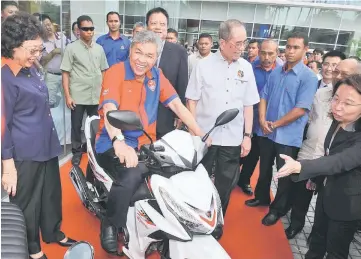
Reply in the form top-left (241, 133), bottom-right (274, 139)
top-left (80, 27), bottom-right (95, 32)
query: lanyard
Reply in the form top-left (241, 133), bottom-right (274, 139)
top-left (325, 124), bottom-right (341, 156)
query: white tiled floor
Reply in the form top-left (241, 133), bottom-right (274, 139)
top-left (270, 168), bottom-right (361, 259)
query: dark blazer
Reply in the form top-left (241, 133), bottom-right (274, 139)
top-left (293, 120), bottom-right (361, 221)
top-left (157, 41), bottom-right (188, 138)
top-left (317, 79), bottom-right (322, 88)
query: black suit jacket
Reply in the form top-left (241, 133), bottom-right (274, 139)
top-left (157, 41), bottom-right (188, 137)
top-left (293, 121), bottom-right (361, 221)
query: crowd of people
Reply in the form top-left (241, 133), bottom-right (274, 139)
top-left (1, 1), bottom-right (361, 259)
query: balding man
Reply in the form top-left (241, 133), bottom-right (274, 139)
top-left (186, 20), bottom-right (260, 226)
top-left (332, 58), bottom-right (360, 86)
top-left (238, 39), bottom-right (281, 195)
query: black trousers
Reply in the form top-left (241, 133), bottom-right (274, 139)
top-left (10, 157), bottom-right (65, 254)
top-left (306, 190), bottom-right (359, 259)
top-left (71, 104), bottom-right (98, 154)
top-left (238, 135), bottom-right (260, 185)
top-left (97, 148), bottom-right (146, 228)
top-left (255, 137), bottom-right (313, 228)
top-left (201, 145), bottom-right (241, 215)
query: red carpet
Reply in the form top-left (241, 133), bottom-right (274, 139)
top-left (41, 158), bottom-right (293, 259)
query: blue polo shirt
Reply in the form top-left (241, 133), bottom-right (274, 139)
top-left (96, 33), bottom-right (131, 67)
top-left (257, 60), bottom-right (318, 147)
top-left (252, 59), bottom-right (281, 134)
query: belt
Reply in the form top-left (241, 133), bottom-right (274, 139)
top-left (47, 71), bottom-right (62, 76)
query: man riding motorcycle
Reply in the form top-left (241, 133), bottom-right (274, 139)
top-left (95, 30), bottom-right (211, 253)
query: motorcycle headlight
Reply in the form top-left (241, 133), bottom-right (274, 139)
top-left (159, 187), bottom-right (210, 234)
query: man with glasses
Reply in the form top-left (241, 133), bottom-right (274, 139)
top-left (332, 58), bottom-right (360, 86)
top-left (245, 32), bottom-right (318, 228)
top-left (146, 7), bottom-right (188, 138)
top-left (97, 11), bottom-right (130, 67)
top-left (318, 50), bottom-right (346, 89)
top-left (186, 20), bottom-right (260, 229)
top-left (61, 15), bottom-right (108, 166)
top-left (283, 51), bottom-right (346, 239)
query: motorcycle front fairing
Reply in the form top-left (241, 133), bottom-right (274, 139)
top-left (151, 130), bottom-right (208, 170)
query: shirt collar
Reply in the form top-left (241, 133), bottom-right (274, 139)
top-left (215, 50), bottom-right (238, 63)
top-left (80, 39), bottom-right (93, 48)
top-left (124, 59), bottom-right (153, 81)
top-left (344, 123), bottom-right (356, 132)
top-left (282, 60), bottom-right (304, 75)
top-left (255, 59), bottom-right (278, 71)
top-left (106, 33), bottom-right (124, 40)
top-left (1, 57), bottom-right (22, 76)
top-left (196, 51), bottom-right (211, 59)
top-left (321, 80), bottom-right (332, 88)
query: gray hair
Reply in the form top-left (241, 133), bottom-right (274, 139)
top-left (133, 21), bottom-right (144, 30)
top-left (260, 39), bottom-right (279, 51)
top-left (219, 19), bottom-right (244, 41)
top-left (131, 30), bottom-right (162, 57)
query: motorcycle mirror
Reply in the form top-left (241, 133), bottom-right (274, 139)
top-left (214, 108), bottom-right (239, 127)
top-left (107, 110), bottom-right (144, 131)
top-left (63, 241), bottom-right (94, 259)
top-left (202, 108), bottom-right (239, 142)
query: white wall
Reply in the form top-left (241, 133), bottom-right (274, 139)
top-left (70, 0), bottom-right (119, 41)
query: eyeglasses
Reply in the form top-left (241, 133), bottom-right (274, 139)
top-left (322, 62), bottom-right (338, 69)
top-left (228, 39), bottom-right (248, 49)
top-left (21, 46), bottom-right (46, 56)
top-left (80, 27), bottom-right (95, 32)
top-left (332, 70), bottom-right (351, 78)
top-left (331, 96), bottom-right (361, 108)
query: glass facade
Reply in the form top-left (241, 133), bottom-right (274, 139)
top-left (18, 0), bottom-right (361, 158)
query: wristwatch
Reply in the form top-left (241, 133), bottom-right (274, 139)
top-left (244, 133), bottom-right (252, 138)
top-left (112, 134), bottom-right (125, 145)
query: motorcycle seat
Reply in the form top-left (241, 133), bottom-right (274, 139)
top-left (1, 202), bottom-right (29, 259)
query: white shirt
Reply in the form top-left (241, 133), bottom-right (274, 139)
top-left (188, 51), bottom-right (213, 78)
top-left (297, 85), bottom-right (333, 160)
top-left (319, 79), bottom-right (332, 89)
top-left (157, 40), bottom-right (166, 67)
top-left (186, 50), bottom-right (260, 146)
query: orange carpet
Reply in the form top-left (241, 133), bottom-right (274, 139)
top-left (41, 158), bottom-right (293, 259)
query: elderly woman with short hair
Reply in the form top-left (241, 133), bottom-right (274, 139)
top-left (1, 12), bottom-right (76, 259)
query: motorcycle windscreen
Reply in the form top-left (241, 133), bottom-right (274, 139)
top-left (160, 130), bottom-right (207, 168)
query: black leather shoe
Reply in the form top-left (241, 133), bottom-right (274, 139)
top-left (72, 153), bottom-right (82, 166)
top-left (30, 254), bottom-right (47, 259)
top-left (262, 212), bottom-right (280, 226)
top-left (211, 225), bottom-right (224, 240)
top-left (100, 220), bottom-right (118, 253)
top-left (245, 199), bottom-right (270, 207)
top-left (57, 237), bottom-right (77, 247)
top-left (240, 184), bottom-right (253, 196)
top-left (285, 225), bottom-right (303, 239)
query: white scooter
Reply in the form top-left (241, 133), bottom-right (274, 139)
top-left (70, 108), bottom-right (239, 259)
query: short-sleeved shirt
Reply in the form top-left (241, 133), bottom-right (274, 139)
top-left (252, 59), bottom-right (281, 134)
top-left (1, 57), bottom-right (62, 161)
top-left (95, 60), bottom-right (178, 153)
top-left (96, 33), bottom-right (131, 67)
top-left (60, 40), bottom-right (109, 105)
top-left (257, 60), bottom-right (318, 147)
top-left (42, 32), bottom-right (70, 74)
top-left (186, 50), bottom-right (260, 147)
top-left (188, 51), bottom-right (213, 78)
